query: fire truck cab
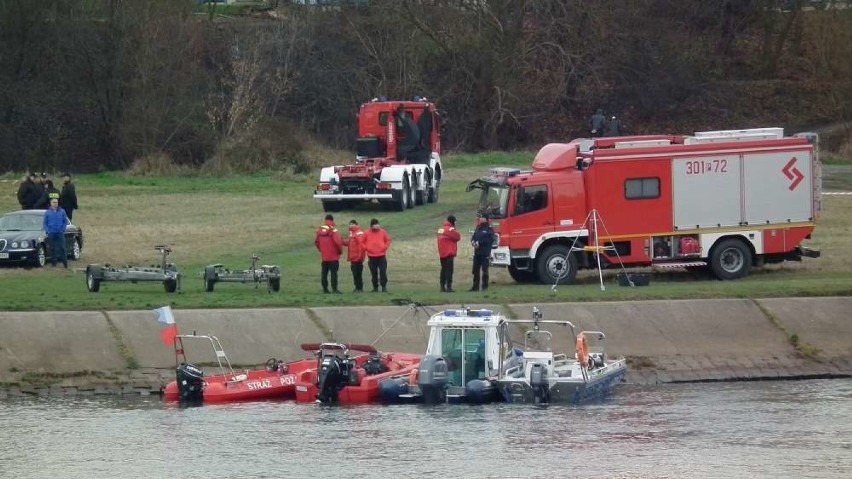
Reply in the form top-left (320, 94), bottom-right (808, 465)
top-left (467, 127), bottom-right (821, 284)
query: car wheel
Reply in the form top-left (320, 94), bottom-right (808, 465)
top-left (34, 244), bottom-right (47, 268)
top-left (70, 238), bottom-right (82, 261)
top-left (269, 277), bottom-right (281, 292)
top-left (164, 279), bottom-right (178, 293)
top-left (86, 267), bottom-right (101, 293)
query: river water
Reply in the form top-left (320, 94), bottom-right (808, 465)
top-left (1, 379), bottom-right (850, 479)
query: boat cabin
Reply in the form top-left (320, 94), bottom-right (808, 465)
top-left (425, 309), bottom-right (505, 388)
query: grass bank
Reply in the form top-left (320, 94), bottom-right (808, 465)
top-left (1, 152), bottom-right (851, 311)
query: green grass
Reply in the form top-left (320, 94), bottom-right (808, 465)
top-left (1, 151), bottom-right (851, 312)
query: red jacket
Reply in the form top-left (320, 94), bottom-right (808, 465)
top-left (345, 226), bottom-right (367, 263)
top-left (437, 221), bottom-right (461, 258)
top-left (364, 226), bottom-right (392, 257)
top-left (315, 220), bottom-right (343, 262)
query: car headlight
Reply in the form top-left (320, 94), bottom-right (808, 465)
top-left (11, 241), bottom-right (18, 248)
top-left (21, 240), bottom-right (29, 248)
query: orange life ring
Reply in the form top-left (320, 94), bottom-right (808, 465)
top-left (576, 333), bottom-right (589, 369)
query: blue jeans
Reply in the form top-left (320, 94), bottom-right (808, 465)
top-left (47, 232), bottom-right (66, 266)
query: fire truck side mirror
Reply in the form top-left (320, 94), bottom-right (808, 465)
top-left (576, 157), bottom-right (591, 170)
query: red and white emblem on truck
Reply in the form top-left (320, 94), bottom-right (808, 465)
top-left (782, 157), bottom-right (804, 191)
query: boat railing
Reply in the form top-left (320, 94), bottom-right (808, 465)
top-left (174, 333), bottom-right (236, 379)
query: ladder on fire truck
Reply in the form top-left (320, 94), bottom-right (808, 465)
top-left (553, 209), bottom-right (631, 293)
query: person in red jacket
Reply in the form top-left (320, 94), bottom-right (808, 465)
top-left (363, 218), bottom-right (392, 292)
top-left (344, 219), bottom-right (367, 292)
top-left (437, 215), bottom-right (461, 292)
top-left (315, 214), bottom-right (344, 294)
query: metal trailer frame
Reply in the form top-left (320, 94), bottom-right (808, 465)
top-left (203, 255), bottom-right (281, 293)
top-left (85, 245), bottom-right (182, 293)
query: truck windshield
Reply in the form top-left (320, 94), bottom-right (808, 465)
top-left (477, 185), bottom-right (510, 219)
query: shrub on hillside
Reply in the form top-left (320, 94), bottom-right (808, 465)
top-left (128, 153), bottom-right (193, 177)
top-left (202, 119), bottom-right (314, 176)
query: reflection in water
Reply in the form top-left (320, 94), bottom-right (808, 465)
top-left (1, 379), bottom-right (851, 478)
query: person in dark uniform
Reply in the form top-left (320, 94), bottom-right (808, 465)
top-left (59, 173), bottom-right (79, 222)
top-left (603, 115), bottom-right (623, 137)
top-left (34, 179), bottom-right (60, 209)
top-left (17, 172), bottom-right (39, 209)
top-left (589, 109), bottom-right (606, 137)
top-left (469, 216), bottom-right (495, 292)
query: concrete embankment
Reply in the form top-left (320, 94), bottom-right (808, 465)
top-left (1, 298), bottom-right (850, 398)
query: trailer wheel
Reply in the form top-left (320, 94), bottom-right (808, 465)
top-left (710, 238), bottom-right (752, 280)
top-left (205, 278), bottom-right (215, 292)
top-left (508, 265), bottom-right (538, 284)
top-left (164, 279), bottom-right (178, 293)
top-left (269, 277), bottom-right (281, 292)
top-left (86, 267), bottom-right (101, 293)
top-left (535, 245), bottom-right (578, 285)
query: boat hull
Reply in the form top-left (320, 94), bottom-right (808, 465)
top-left (163, 361), bottom-right (316, 403)
top-left (497, 362), bottom-right (627, 405)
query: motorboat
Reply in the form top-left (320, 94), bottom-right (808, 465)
top-left (292, 342), bottom-right (421, 405)
top-left (379, 308), bottom-right (507, 405)
top-left (162, 334), bottom-right (314, 404)
top-left (494, 307), bottom-right (627, 404)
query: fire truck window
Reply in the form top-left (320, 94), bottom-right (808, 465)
top-left (625, 178), bottom-right (660, 199)
top-left (515, 185), bottom-right (548, 214)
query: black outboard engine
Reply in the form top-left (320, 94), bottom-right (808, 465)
top-left (418, 355), bottom-right (448, 405)
top-left (316, 355), bottom-right (353, 403)
top-left (176, 362), bottom-right (204, 404)
top-left (362, 355), bottom-right (389, 376)
top-left (529, 363), bottom-right (550, 404)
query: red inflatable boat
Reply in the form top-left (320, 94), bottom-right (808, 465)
top-left (292, 342), bottom-right (421, 405)
top-left (162, 334), bottom-right (315, 404)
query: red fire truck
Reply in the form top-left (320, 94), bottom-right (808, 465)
top-left (467, 127), bottom-right (821, 284)
top-left (314, 98), bottom-right (443, 212)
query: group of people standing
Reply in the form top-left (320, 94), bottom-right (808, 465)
top-left (315, 215), bottom-right (391, 293)
top-left (588, 109), bottom-right (624, 138)
top-left (16, 171), bottom-right (79, 221)
top-left (316, 213), bottom-right (495, 294)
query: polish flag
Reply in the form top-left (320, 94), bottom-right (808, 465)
top-left (153, 306), bottom-right (179, 346)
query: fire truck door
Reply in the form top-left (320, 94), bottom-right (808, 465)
top-left (508, 183), bottom-right (555, 249)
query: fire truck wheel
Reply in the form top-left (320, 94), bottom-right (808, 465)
top-left (710, 238), bottom-right (752, 280)
top-left (536, 245), bottom-right (577, 284)
top-left (406, 175), bottom-right (415, 209)
top-left (393, 177), bottom-right (410, 211)
top-left (508, 265), bottom-right (538, 283)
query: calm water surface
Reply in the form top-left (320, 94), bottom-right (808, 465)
top-left (1, 379), bottom-right (850, 479)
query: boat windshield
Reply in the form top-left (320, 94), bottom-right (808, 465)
top-left (441, 328), bottom-right (486, 386)
top-left (477, 185), bottom-right (509, 219)
top-left (524, 330), bottom-right (553, 352)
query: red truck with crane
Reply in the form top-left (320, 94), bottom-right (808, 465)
top-left (314, 98), bottom-right (443, 212)
top-left (467, 127), bottom-right (821, 284)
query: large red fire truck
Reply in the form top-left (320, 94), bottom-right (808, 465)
top-left (467, 127), bottom-right (821, 284)
top-left (314, 98), bottom-right (443, 212)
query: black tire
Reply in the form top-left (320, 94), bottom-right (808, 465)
top-left (34, 244), bottom-right (46, 268)
top-left (164, 279), bottom-right (178, 293)
top-left (394, 177), bottom-right (410, 211)
top-left (86, 267), bottom-right (101, 293)
top-left (205, 279), bottom-right (215, 292)
top-left (710, 238), bottom-right (752, 280)
top-left (535, 245), bottom-right (578, 284)
top-left (269, 277), bottom-right (281, 292)
top-left (322, 201), bottom-right (341, 212)
top-left (508, 265), bottom-right (538, 283)
top-left (428, 180), bottom-right (440, 204)
top-left (70, 238), bottom-right (82, 261)
top-left (406, 175), bottom-right (415, 209)
top-left (414, 171), bottom-right (425, 205)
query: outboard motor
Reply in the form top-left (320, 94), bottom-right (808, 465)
top-left (176, 362), bottom-right (204, 404)
top-left (316, 355), bottom-right (352, 403)
top-left (530, 363), bottom-right (550, 404)
top-left (418, 355), bottom-right (448, 405)
top-left (362, 355), bottom-right (389, 376)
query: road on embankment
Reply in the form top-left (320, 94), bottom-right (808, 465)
top-left (1, 297), bottom-right (850, 397)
